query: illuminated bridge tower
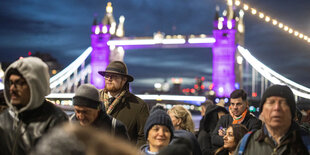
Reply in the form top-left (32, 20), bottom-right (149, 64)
top-left (91, 2), bottom-right (125, 89)
top-left (212, 5), bottom-right (237, 97)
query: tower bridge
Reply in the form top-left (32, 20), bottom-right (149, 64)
top-left (45, 1), bottom-right (310, 103)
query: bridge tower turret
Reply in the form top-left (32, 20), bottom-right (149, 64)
top-left (212, 3), bottom-right (237, 97)
top-left (90, 2), bottom-right (115, 89)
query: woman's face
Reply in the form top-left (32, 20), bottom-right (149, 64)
top-left (147, 125), bottom-right (171, 151)
top-left (168, 112), bottom-right (181, 130)
top-left (223, 127), bottom-right (236, 150)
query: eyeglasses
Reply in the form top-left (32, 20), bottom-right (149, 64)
top-left (104, 74), bottom-right (121, 80)
top-left (9, 79), bottom-right (27, 89)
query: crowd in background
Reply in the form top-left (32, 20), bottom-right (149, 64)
top-left (0, 57), bottom-right (309, 155)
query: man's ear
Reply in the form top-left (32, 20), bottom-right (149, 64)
top-left (122, 76), bottom-right (127, 83)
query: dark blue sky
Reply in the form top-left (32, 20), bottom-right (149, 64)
top-left (1, 0), bottom-right (310, 93)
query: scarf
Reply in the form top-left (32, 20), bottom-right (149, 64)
top-left (103, 90), bottom-right (127, 115)
top-left (229, 106), bottom-right (248, 124)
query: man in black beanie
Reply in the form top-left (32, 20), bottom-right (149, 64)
top-left (234, 85), bottom-right (310, 155)
top-left (71, 84), bottom-right (129, 139)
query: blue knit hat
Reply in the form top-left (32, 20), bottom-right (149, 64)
top-left (144, 109), bottom-right (174, 141)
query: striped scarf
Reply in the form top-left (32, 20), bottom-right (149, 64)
top-left (103, 90), bottom-right (127, 114)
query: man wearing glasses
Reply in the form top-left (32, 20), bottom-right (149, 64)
top-left (211, 89), bottom-right (262, 151)
top-left (98, 61), bottom-right (149, 147)
top-left (0, 57), bottom-right (68, 155)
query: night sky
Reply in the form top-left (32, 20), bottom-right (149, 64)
top-left (1, 0), bottom-right (310, 93)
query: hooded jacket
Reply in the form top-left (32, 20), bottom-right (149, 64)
top-left (197, 104), bottom-right (228, 155)
top-left (0, 57), bottom-right (68, 155)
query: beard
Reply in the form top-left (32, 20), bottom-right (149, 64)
top-left (105, 83), bottom-right (122, 93)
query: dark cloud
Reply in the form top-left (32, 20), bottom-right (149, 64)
top-left (1, 0), bottom-right (310, 93)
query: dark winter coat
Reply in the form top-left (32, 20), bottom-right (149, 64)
top-left (211, 111), bottom-right (262, 149)
top-left (0, 58), bottom-right (68, 155)
top-left (197, 105), bottom-right (228, 155)
top-left (100, 90), bottom-right (149, 147)
top-left (172, 130), bottom-right (202, 155)
top-left (71, 109), bottom-right (129, 139)
top-left (234, 122), bottom-right (310, 155)
top-left (0, 100), bottom-right (68, 155)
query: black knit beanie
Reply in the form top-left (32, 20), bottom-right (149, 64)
top-left (144, 109), bottom-right (174, 141)
top-left (260, 85), bottom-right (296, 118)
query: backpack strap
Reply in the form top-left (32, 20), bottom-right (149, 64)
top-left (238, 130), bottom-right (255, 155)
top-left (111, 117), bottom-right (117, 135)
top-left (69, 113), bottom-right (76, 121)
top-left (301, 134), bottom-right (310, 154)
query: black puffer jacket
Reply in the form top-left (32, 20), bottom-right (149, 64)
top-left (70, 109), bottom-right (129, 140)
top-left (0, 100), bottom-right (68, 155)
top-left (197, 105), bottom-right (228, 155)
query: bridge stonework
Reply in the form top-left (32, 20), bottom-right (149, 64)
top-left (212, 25), bottom-right (237, 97)
top-left (90, 24), bottom-right (111, 89)
top-left (90, 2), bottom-right (240, 97)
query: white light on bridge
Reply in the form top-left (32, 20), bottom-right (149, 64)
top-left (108, 39), bottom-right (156, 46)
top-left (95, 26), bottom-right (100, 34)
top-left (237, 55), bottom-right (243, 64)
top-left (235, 0), bottom-right (310, 44)
top-left (243, 4), bottom-right (249, 10)
top-left (251, 8), bottom-right (257, 15)
top-left (108, 38), bottom-right (186, 46)
top-left (47, 93), bottom-right (206, 102)
top-left (259, 12), bottom-right (264, 19)
top-left (188, 37), bottom-right (216, 44)
top-left (162, 39), bottom-right (186, 44)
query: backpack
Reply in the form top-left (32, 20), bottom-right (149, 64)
top-left (238, 130), bottom-right (310, 155)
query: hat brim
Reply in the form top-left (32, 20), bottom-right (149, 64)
top-left (98, 71), bottom-right (134, 82)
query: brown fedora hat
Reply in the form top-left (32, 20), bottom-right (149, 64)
top-left (98, 61), bottom-right (134, 82)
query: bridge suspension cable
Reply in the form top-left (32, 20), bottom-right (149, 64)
top-left (238, 45), bottom-right (310, 99)
top-left (233, 0), bottom-right (310, 44)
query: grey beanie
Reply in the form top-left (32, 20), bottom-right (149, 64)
top-left (73, 84), bottom-right (101, 109)
top-left (260, 85), bottom-right (296, 118)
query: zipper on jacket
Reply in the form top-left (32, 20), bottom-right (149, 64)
top-left (12, 118), bottom-right (22, 155)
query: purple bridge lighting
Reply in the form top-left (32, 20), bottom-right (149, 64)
top-left (90, 2), bottom-right (243, 98)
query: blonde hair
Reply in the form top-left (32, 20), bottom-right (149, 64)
top-left (168, 105), bottom-right (195, 133)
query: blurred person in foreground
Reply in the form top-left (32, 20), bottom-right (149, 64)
top-left (168, 105), bottom-right (202, 155)
top-left (0, 57), bottom-right (68, 155)
top-left (31, 123), bottom-right (141, 155)
top-left (141, 108), bottom-right (174, 155)
top-left (98, 61), bottom-right (149, 146)
top-left (211, 89), bottom-right (261, 150)
top-left (70, 83), bottom-right (129, 139)
top-left (235, 85), bottom-right (310, 155)
top-left (214, 124), bottom-right (248, 155)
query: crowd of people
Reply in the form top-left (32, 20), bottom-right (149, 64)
top-left (0, 57), bottom-right (309, 155)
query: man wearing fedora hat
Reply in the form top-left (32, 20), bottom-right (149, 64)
top-left (98, 61), bottom-right (149, 147)
top-left (71, 84), bottom-right (129, 139)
